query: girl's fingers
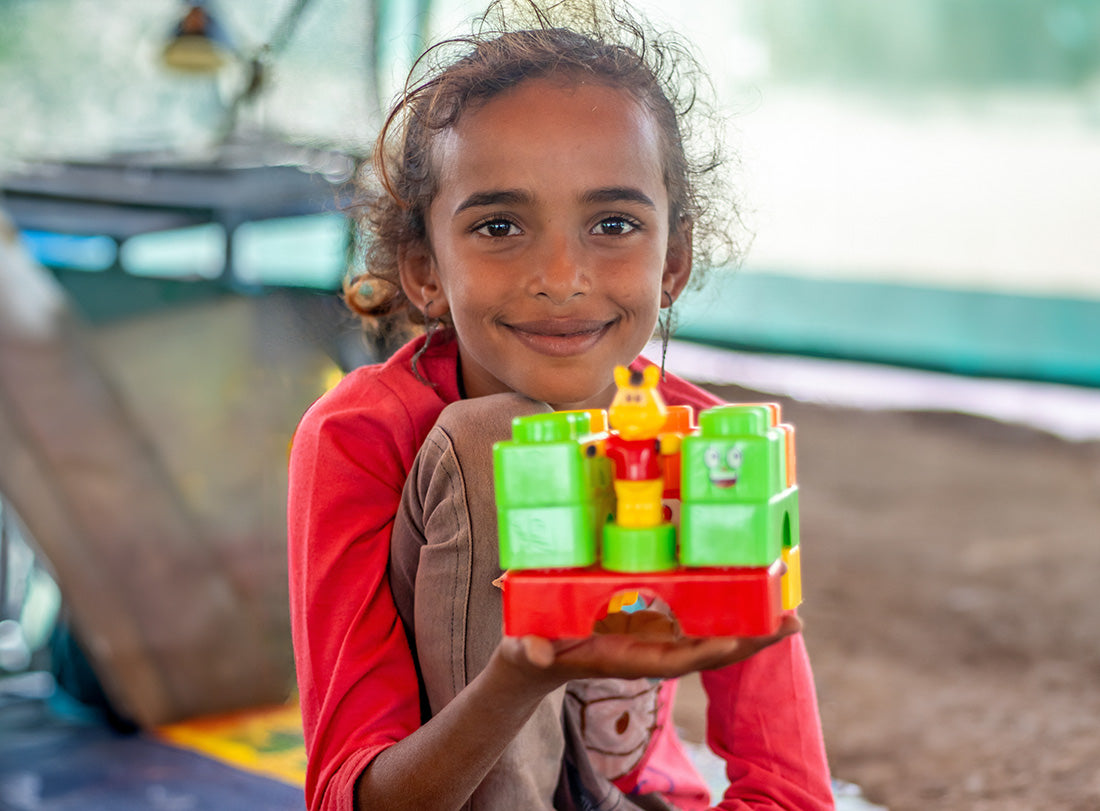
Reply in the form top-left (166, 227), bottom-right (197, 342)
top-left (520, 635), bottom-right (556, 668)
top-left (501, 613), bottom-right (803, 680)
top-left (550, 613), bottom-right (802, 679)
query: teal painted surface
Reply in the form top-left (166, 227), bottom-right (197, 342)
top-left (677, 271), bottom-right (1100, 387)
top-left (50, 268), bottom-right (231, 325)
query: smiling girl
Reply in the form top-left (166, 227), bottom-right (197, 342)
top-left (287, 3), bottom-right (833, 809)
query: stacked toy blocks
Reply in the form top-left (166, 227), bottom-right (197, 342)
top-left (495, 366), bottom-right (803, 639)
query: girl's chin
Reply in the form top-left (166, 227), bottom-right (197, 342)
top-left (523, 380), bottom-right (618, 412)
top-left (460, 349), bottom-right (627, 410)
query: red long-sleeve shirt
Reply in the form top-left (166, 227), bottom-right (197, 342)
top-left (287, 332), bottom-right (834, 810)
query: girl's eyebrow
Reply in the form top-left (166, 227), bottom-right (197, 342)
top-left (454, 189), bottom-right (531, 214)
top-left (581, 186), bottom-right (657, 209)
top-left (454, 186), bottom-right (657, 214)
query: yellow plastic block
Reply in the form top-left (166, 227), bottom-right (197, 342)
top-left (781, 545), bottom-right (802, 610)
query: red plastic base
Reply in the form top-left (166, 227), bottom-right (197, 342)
top-left (501, 562), bottom-right (786, 638)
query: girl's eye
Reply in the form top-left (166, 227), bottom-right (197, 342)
top-left (592, 217), bottom-right (638, 237)
top-left (474, 219), bottom-right (521, 238)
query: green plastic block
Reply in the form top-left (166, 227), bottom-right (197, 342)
top-left (680, 489), bottom-right (796, 566)
top-left (783, 487), bottom-right (801, 549)
top-left (682, 406), bottom-right (785, 502)
top-left (494, 412), bottom-right (604, 570)
top-left (679, 404), bottom-right (799, 567)
top-left (494, 442), bottom-right (589, 506)
top-left (699, 404), bottom-right (771, 436)
top-left (602, 523), bottom-right (677, 572)
top-left (498, 505), bottom-right (596, 569)
top-left (512, 410), bottom-right (592, 443)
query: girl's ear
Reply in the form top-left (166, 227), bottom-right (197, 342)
top-left (661, 219), bottom-right (693, 305)
top-left (398, 242), bottom-right (449, 317)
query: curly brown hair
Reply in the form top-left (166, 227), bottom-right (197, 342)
top-left (344, 0), bottom-right (740, 337)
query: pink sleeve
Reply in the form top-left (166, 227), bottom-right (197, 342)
top-left (287, 397), bottom-right (422, 811)
top-left (702, 634), bottom-right (835, 810)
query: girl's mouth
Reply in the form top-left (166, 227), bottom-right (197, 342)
top-left (505, 318), bottom-right (615, 357)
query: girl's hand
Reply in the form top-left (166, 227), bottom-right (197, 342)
top-left (496, 611), bottom-right (803, 686)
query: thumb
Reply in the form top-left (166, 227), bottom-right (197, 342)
top-left (520, 635), bottom-right (556, 669)
top-left (497, 634), bottom-right (556, 669)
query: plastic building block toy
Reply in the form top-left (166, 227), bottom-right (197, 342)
top-left (502, 563), bottom-right (784, 638)
top-left (781, 544), bottom-right (802, 611)
top-left (600, 366), bottom-right (681, 572)
top-left (494, 409), bottom-right (612, 570)
top-left (659, 404), bottom-right (695, 502)
top-left (679, 404), bottom-right (800, 568)
top-left (494, 365), bottom-right (804, 638)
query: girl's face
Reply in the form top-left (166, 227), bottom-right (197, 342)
top-left (401, 77), bottom-right (691, 411)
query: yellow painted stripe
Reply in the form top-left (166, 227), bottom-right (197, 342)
top-left (156, 702), bottom-right (307, 787)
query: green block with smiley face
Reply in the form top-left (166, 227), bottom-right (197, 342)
top-left (679, 405), bottom-right (800, 567)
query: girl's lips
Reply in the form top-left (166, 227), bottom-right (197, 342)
top-left (505, 318), bottom-right (615, 357)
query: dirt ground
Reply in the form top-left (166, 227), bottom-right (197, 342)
top-left (678, 383), bottom-right (1100, 811)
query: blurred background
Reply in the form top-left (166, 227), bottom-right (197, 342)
top-left (1, 1), bottom-right (1098, 810)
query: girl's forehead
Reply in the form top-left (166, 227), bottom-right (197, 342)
top-left (431, 77), bottom-right (666, 190)
top-left (461, 75), bottom-right (655, 133)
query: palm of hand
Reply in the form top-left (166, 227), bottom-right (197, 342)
top-left (501, 611), bottom-right (802, 684)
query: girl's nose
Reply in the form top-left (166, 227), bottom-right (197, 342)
top-left (528, 233), bottom-right (590, 303)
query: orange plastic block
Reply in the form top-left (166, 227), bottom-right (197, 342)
top-left (660, 404), bottom-right (695, 499)
top-left (501, 563), bottom-right (787, 638)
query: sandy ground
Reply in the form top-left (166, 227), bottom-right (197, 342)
top-left (673, 382), bottom-right (1100, 811)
